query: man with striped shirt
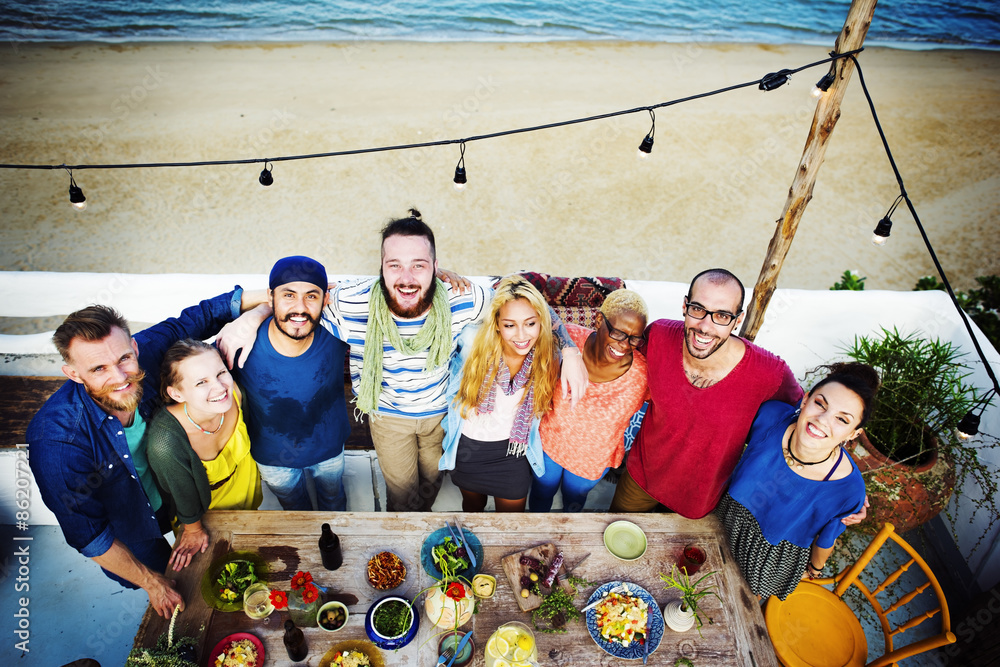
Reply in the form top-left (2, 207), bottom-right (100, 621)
top-left (324, 210), bottom-right (585, 511)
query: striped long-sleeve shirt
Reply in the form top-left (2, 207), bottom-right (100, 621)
top-left (323, 277), bottom-right (489, 419)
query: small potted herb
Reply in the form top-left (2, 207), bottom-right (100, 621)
top-left (659, 565), bottom-right (720, 636)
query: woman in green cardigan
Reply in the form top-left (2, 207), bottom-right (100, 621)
top-left (148, 339), bottom-right (262, 571)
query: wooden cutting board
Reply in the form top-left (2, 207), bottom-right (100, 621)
top-left (500, 542), bottom-right (573, 612)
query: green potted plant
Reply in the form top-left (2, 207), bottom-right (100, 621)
top-left (838, 327), bottom-right (998, 538)
top-left (659, 565), bottom-right (720, 636)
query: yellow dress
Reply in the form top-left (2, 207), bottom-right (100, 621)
top-left (203, 391), bottom-right (263, 512)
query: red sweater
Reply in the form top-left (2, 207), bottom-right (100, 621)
top-left (626, 320), bottom-right (802, 518)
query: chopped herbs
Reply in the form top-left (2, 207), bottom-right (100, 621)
top-left (372, 600), bottom-right (413, 638)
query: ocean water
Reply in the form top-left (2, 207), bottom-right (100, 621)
top-left (0, 0), bottom-right (997, 48)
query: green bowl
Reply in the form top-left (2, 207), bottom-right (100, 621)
top-left (200, 551), bottom-right (270, 612)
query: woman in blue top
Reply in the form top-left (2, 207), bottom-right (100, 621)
top-left (716, 362), bottom-right (877, 600)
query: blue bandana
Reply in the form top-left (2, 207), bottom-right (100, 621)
top-left (269, 255), bottom-right (327, 291)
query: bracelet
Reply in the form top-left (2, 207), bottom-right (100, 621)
top-left (808, 561), bottom-right (824, 573)
top-left (561, 347), bottom-right (582, 357)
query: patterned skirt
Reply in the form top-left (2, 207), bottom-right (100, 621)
top-left (715, 493), bottom-right (811, 601)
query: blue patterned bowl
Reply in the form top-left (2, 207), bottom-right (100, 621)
top-left (365, 596), bottom-right (419, 650)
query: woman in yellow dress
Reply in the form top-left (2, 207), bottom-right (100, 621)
top-left (148, 339), bottom-right (262, 571)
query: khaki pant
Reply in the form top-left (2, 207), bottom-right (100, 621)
top-left (609, 467), bottom-right (666, 513)
top-left (369, 413), bottom-right (445, 512)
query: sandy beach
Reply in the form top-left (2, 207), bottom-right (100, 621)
top-left (1, 41), bottom-right (997, 294)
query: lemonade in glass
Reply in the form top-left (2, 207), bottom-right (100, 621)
top-left (485, 621), bottom-right (537, 667)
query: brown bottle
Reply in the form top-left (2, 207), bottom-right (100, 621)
top-left (283, 619), bottom-right (308, 661)
top-left (319, 523), bottom-right (343, 570)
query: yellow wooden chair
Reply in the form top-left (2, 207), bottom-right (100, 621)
top-left (764, 523), bottom-right (957, 667)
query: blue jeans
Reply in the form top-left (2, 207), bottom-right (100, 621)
top-left (529, 451), bottom-right (607, 513)
top-left (257, 453), bottom-right (346, 511)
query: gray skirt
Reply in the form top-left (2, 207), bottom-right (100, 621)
top-left (716, 493), bottom-right (811, 601)
top-left (450, 433), bottom-right (532, 499)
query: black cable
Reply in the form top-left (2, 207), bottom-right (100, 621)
top-left (0, 49), bottom-right (863, 172)
top-left (850, 54), bottom-right (1000, 399)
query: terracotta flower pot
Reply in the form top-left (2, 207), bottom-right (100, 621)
top-left (849, 430), bottom-right (956, 533)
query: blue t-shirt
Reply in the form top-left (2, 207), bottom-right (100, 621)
top-left (729, 401), bottom-right (866, 549)
top-left (232, 318), bottom-right (350, 468)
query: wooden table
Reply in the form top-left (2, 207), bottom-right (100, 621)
top-left (133, 511), bottom-right (777, 666)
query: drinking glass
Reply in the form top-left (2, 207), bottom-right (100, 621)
top-left (243, 582), bottom-right (274, 622)
top-left (485, 621), bottom-right (537, 667)
top-left (676, 544), bottom-right (706, 576)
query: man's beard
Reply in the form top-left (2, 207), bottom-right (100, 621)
top-left (380, 274), bottom-right (437, 319)
top-left (683, 325), bottom-right (727, 360)
top-left (87, 368), bottom-right (146, 414)
top-left (274, 310), bottom-right (319, 340)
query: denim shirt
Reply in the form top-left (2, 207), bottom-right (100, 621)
top-left (26, 288), bottom-right (243, 559)
top-left (439, 327), bottom-right (545, 477)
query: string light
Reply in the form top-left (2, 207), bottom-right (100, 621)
top-left (1, 47), bottom-right (995, 419)
top-left (871, 194), bottom-right (903, 246)
top-left (759, 69), bottom-right (792, 91)
top-left (849, 53), bottom-right (1000, 415)
top-left (453, 142), bottom-right (467, 192)
top-left (258, 161), bottom-right (273, 186)
top-left (67, 170), bottom-right (86, 210)
top-left (812, 71), bottom-right (836, 97)
top-left (637, 109), bottom-right (655, 160)
top-left (0, 50), bottom-right (865, 205)
top-left (958, 389), bottom-right (996, 439)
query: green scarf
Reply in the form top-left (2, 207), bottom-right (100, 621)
top-left (358, 278), bottom-right (453, 416)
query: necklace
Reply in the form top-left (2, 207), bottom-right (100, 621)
top-left (784, 432), bottom-right (836, 470)
top-left (184, 403), bottom-right (225, 435)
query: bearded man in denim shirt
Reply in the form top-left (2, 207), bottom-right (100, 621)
top-left (27, 287), bottom-right (266, 617)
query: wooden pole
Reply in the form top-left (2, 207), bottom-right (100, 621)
top-left (740, 0), bottom-right (878, 341)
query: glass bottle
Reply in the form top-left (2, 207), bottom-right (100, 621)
top-left (319, 523), bottom-right (343, 570)
top-left (283, 619), bottom-right (308, 661)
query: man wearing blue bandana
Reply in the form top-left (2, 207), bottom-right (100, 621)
top-left (229, 256), bottom-right (351, 511)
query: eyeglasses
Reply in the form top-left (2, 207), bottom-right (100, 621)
top-left (603, 318), bottom-right (645, 347)
top-left (684, 298), bottom-right (740, 326)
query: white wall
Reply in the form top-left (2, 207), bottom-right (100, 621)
top-left (2, 271), bottom-right (998, 588)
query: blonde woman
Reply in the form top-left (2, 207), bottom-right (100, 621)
top-left (439, 276), bottom-right (559, 512)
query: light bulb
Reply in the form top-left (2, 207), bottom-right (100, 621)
top-left (957, 411), bottom-right (980, 439)
top-left (259, 166), bottom-right (273, 187)
top-left (871, 217), bottom-right (892, 247)
top-left (453, 166), bottom-right (467, 192)
top-left (69, 183), bottom-right (87, 210)
top-left (812, 72), bottom-right (836, 98)
top-left (637, 134), bottom-right (654, 160)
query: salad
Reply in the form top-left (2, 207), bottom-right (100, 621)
top-left (432, 536), bottom-right (470, 574)
top-left (593, 592), bottom-right (648, 647)
top-left (330, 649), bottom-right (371, 666)
top-left (216, 560), bottom-right (258, 602)
top-left (214, 638), bottom-right (258, 667)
